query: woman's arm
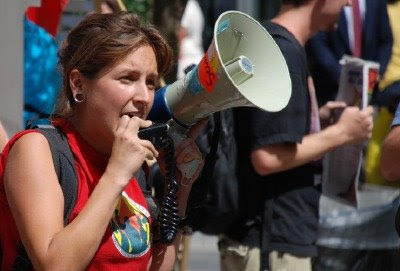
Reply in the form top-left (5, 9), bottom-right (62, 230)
top-left (4, 133), bottom-right (127, 270)
top-left (4, 116), bottom-right (157, 270)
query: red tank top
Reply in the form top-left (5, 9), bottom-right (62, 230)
top-left (0, 120), bottom-right (152, 270)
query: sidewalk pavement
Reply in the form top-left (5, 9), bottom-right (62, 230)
top-left (187, 232), bottom-right (220, 271)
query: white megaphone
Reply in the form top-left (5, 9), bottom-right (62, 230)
top-left (147, 11), bottom-right (292, 179)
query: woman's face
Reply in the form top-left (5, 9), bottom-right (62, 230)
top-left (76, 45), bottom-right (158, 151)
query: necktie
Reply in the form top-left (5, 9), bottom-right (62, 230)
top-left (352, 0), bottom-right (362, 57)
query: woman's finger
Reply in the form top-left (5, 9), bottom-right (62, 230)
top-left (126, 116), bottom-right (141, 135)
top-left (138, 119), bottom-right (153, 129)
top-left (140, 139), bottom-right (159, 158)
top-left (116, 115), bottom-right (130, 134)
top-left (126, 117), bottom-right (152, 135)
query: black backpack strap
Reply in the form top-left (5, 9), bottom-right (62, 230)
top-left (136, 166), bottom-right (159, 223)
top-left (12, 243), bottom-right (31, 271)
top-left (13, 124), bottom-right (78, 271)
top-left (194, 112), bottom-right (221, 201)
top-left (24, 112), bottom-right (52, 131)
top-left (36, 125), bottom-right (78, 225)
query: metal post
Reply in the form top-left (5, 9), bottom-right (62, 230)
top-left (0, 0), bottom-right (40, 135)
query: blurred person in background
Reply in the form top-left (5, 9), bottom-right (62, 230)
top-left (176, 0), bottom-right (204, 79)
top-left (365, 0), bottom-right (400, 189)
top-left (220, 1), bottom-right (374, 271)
top-left (306, 1), bottom-right (400, 270)
top-left (380, 0), bottom-right (400, 182)
top-left (307, 0), bottom-right (393, 106)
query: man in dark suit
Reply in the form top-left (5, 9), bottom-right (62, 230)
top-left (307, 2), bottom-right (398, 271)
top-left (307, 0), bottom-right (393, 106)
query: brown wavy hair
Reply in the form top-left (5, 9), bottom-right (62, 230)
top-left (55, 11), bottom-right (173, 117)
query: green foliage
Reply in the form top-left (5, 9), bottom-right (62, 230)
top-left (123, 0), bottom-right (154, 22)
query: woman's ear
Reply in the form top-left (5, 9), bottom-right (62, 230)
top-left (69, 69), bottom-right (84, 97)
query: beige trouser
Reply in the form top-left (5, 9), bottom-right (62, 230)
top-left (218, 235), bottom-right (312, 271)
top-left (269, 251), bottom-right (312, 271)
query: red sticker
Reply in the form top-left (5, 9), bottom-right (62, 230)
top-left (198, 54), bottom-right (218, 93)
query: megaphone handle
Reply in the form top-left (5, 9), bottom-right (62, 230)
top-left (178, 159), bottom-right (201, 184)
top-left (168, 121), bottom-right (200, 182)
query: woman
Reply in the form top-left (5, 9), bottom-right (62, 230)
top-left (1, 12), bottom-right (204, 270)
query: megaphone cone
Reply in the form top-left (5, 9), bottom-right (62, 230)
top-left (148, 10), bottom-right (291, 126)
top-left (146, 11), bottom-right (292, 245)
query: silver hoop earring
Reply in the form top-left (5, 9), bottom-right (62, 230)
top-left (73, 92), bottom-right (85, 103)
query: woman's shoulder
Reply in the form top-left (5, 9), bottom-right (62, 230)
top-left (7, 130), bottom-right (49, 154)
top-left (3, 130), bottom-right (52, 172)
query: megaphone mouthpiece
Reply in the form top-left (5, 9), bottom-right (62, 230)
top-left (225, 55), bottom-right (254, 86)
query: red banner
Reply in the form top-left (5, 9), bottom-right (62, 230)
top-left (26, 0), bottom-right (69, 37)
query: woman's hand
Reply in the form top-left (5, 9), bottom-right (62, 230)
top-left (106, 115), bottom-right (158, 186)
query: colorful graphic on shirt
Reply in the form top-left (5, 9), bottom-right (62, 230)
top-left (111, 191), bottom-right (151, 258)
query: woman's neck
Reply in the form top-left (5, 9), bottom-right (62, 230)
top-left (68, 114), bottom-right (112, 156)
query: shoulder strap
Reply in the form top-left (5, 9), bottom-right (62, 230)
top-left (36, 125), bottom-right (78, 226)
top-left (13, 125), bottom-right (78, 271)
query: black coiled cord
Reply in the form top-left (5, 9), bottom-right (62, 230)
top-left (158, 137), bottom-right (180, 244)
